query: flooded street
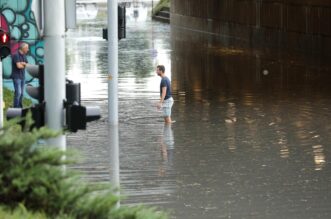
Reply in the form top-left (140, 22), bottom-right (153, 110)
top-left (66, 2), bottom-right (331, 219)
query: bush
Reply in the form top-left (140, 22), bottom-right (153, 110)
top-left (152, 0), bottom-right (170, 16)
top-left (0, 205), bottom-right (48, 219)
top-left (0, 114), bottom-right (168, 219)
top-left (3, 87), bottom-right (32, 110)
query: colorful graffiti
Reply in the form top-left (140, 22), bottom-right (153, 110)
top-left (0, 0), bottom-right (44, 83)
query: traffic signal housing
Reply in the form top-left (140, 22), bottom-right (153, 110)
top-left (7, 73), bottom-right (101, 132)
top-left (118, 5), bottom-right (126, 40)
top-left (25, 64), bottom-right (44, 103)
top-left (66, 79), bottom-right (81, 105)
top-left (102, 5), bottom-right (126, 41)
top-left (66, 104), bottom-right (101, 132)
top-left (0, 28), bottom-right (10, 59)
top-left (65, 80), bottom-right (101, 132)
top-left (6, 103), bottom-right (45, 129)
top-left (21, 103), bottom-right (45, 129)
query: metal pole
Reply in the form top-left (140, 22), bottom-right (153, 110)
top-left (108, 0), bottom-right (119, 205)
top-left (108, 0), bottom-right (118, 125)
top-left (0, 60), bottom-right (3, 128)
top-left (109, 124), bottom-right (120, 207)
top-left (44, 0), bottom-right (66, 150)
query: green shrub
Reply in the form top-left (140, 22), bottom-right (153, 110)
top-left (152, 0), bottom-right (170, 16)
top-left (0, 205), bottom-right (48, 219)
top-left (3, 87), bottom-right (33, 110)
top-left (0, 114), bottom-right (168, 219)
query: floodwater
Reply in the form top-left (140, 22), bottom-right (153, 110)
top-left (66, 2), bottom-right (331, 219)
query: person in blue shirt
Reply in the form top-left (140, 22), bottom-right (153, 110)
top-left (156, 65), bottom-right (174, 124)
top-left (11, 43), bottom-right (29, 108)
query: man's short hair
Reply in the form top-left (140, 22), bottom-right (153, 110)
top-left (157, 65), bottom-right (165, 73)
top-left (19, 42), bottom-right (28, 50)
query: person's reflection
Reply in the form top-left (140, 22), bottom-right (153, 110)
top-left (158, 124), bottom-right (175, 176)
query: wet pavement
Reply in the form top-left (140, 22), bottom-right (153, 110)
top-left (66, 2), bottom-right (331, 219)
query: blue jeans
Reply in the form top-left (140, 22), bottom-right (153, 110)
top-left (13, 78), bottom-right (25, 108)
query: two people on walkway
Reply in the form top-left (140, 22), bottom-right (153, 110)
top-left (11, 43), bottom-right (29, 108)
top-left (156, 65), bottom-right (174, 124)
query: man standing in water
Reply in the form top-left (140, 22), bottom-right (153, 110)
top-left (11, 43), bottom-right (29, 108)
top-left (156, 65), bottom-right (174, 124)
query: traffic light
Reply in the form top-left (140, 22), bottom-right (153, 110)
top-left (7, 74), bottom-right (101, 132)
top-left (66, 79), bottom-right (81, 105)
top-left (21, 103), bottom-right (45, 129)
top-left (0, 28), bottom-right (10, 59)
top-left (66, 104), bottom-right (86, 132)
top-left (118, 5), bottom-right (126, 40)
top-left (65, 80), bottom-right (101, 132)
top-left (66, 104), bottom-right (101, 132)
top-left (6, 103), bottom-right (45, 129)
top-left (102, 28), bottom-right (108, 40)
top-left (25, 64), bottom-right (44, 103)
top-left (102, 5), bottom-right (126, 41)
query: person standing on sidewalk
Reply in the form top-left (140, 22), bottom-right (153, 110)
top-left (156, 65), bottom-right (174, 124)
top-left (11, 43), bottom-right (29, 108)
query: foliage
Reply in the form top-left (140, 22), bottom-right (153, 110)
top-left (0, 114), bottom-right (168, 219)
top-left (0, 205), bottom-right (48, 219)
top-left (3, 87), bottom-right (33, 110)
top-left (152, 0), bottom-right (170, 16)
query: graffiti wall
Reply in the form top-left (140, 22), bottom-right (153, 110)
top-left (0, 0), bottom-right (44, 83)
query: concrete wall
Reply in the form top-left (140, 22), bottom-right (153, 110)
top-left (171, 0), bottom-right (331, 56)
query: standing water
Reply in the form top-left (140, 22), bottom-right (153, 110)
top-left (66, 2), bottom-right (331, 219)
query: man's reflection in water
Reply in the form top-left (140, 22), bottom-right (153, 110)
top-left (159, 124), bottom-right (175, 176)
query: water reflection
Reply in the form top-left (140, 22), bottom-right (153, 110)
top-left (158, 124), bottom-right (175, 177)
top-left (225, 102), bottom-right (237, 152)
top-left (169, 25), bottom-right (331, 218)
top-left (312, 145), bottom-right (326, 171)
top-left (76, 3), bottom-right (98, 20)
top-left (67, 1), bottom-right (331, 218)
top-left (126, 2), bottom-right (149, 22)
top-left (171, 26), bottom-right (331, 164)
top-left (67, 0), bottom-right (176, 209)
top-left (66, 1), bottom-right (170, 100)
